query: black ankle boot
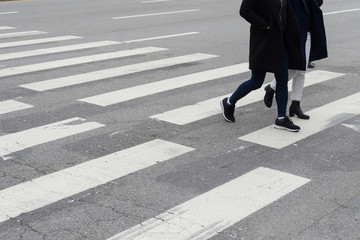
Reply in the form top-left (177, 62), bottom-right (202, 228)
top-left (264, 84), bottom-right (275, 108)
top-left (289, 101), bottom-right (310, 119)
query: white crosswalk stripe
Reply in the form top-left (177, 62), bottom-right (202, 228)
top-left (18, 53), bottom-right (217, 91)
top-left (122, 32), bottom-right (199, 43)
top-left (239, 92), bottom-right (360, 149)
top-left (0, 117), bottom-right (105, 157)
top-left (113, 9), bottom-right (200, 19)
top-left (0, 139), bottom-right (194, 223)
top-left (0, 26), bottom-right (15, 30)
top-left (0, 30), bottom-right (46, 39)
top-left (78, 63), bottom-right (249, 107)
top-left (0, 100), bottom-right (33, 115)
top-left (0, 41), bottom-right (120, 60)
top-left (150, 70), bottom-right (345, 125)
top-left (0, 11), bottom-right (19, 15)
top-left (0, 35), bottom-right (83, 49)
top-left (8, 47), bottom-right (167, 80)
top-left (107, 167), bottom-right (310, 240)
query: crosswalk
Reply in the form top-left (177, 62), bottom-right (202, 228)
top-left (78, 63), bottom-right (248, 106)
top-left (107, 167), bottom-right (310, 240)
top-left (150, 70), bottom-right (345, 125)
top-left (0, 40), bottom-right (122, 61)
top-left (18, 53), bottom-right (217, 91)
top-left (0, 139), bottom-right (194, 223)
top-left (0, 100), bottom-right (33, 115)
top-left (3, 47), bottom-right (167, 78)
top-left (0, 25), bottom-right (357, 239)
top-left (0, 30), bottom-right (46, 39)
top-left (0, 117), bottom-right (105, 157)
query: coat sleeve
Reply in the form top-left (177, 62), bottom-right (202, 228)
top-left (240, 0), bottom-right (269, 30)
top-left (315, 0), bottom-right (323, 7)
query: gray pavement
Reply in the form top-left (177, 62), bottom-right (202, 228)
top-left (0, 0), bottom-right (359, 239)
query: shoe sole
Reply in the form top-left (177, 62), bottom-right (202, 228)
top-left (274, 125), bottom-right (300, 132)
top-left (220, 100), bottom-right (234, 123)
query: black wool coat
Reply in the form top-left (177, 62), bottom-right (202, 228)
top-left (240, 0), bottom-right (306, 73)
top-left (291, 0), bottom-right (327, 62)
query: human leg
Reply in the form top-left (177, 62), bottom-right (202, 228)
top-left (264, 67), bottom-right (297, 108)
top-left (273, 48), bottom-right (300, 131)
top-left (274, 75), bottom-right (300, 131)
top-left (274, 71), bottom-right (288, 118)
top-left (229, 71), bottom-right (266, 105)
top-left (289, 32), bottom-right (311, 119)
top-left (221, 71), bottom-right (266, 122)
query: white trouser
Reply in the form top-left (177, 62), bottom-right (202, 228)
top-left (270, 32), bottom-right (311, 101)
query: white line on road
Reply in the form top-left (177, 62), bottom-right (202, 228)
top-left (78, 63), bottom-right (248, 107)
top-left (3, 47), bottom-right (166, 78)
top-left (0, 117), bottom-right (105, 157)
top-left (0, 26), bottom-right (15, 30)
top-left (122, 32), bottom-right (199, 43)
top-left (0, 31), bottom-right (46, 39)
top-left (151, 70), bottom-right (345, 125)
top-left (0, 139), bottom-right (194, 223)
top-left (142, 0), bottom-right (172, 2)
top-left (107, 167), bottom-right (310, 240)
top-left (0, 100), bottom-right (33, 115)
top-left (0, 41), bottom-right (121, 61)
top-left (324, 8), bottom-right (360, 15)
top-left (0, 35), bottom-right (83, 49)
top-left (342, 124), bottom-right (360, 133)
top-left (113, 9), bottom-right (199, 19)
top-left (20, 53), bottom-right (217, 91)
top-left (0, 11), bottom-right (19, 15)
top-left (239, 92), bottom-right (360, 149)
top-left (0, 32), bottom-right (197, 49)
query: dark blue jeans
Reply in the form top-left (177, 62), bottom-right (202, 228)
top-left (229, 48), bottom-right (289, 118)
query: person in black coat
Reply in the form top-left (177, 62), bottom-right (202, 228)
top-left (221, 0), bottom-right (305, 132)
top-left (263, 0), bottom-right (328, 119)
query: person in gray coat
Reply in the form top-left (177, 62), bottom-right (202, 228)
top-left (221, 0), bottom-right (305, 132)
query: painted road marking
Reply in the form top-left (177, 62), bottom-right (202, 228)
top-left (0, 26), bottom-right (15, 30)
top-left (0, 117), bottom-right (104, 157)
top-left (0, 31), bottom-right (46, 39)
top-left (342, 124), bottom-right (360, 133)
top-left (0, 32), bottom-right (197, 49)
top-left (142, 0), bottom-right (172, 2)
top-left (78, 63), bottom-right (248, 107)
top-left (324, 8), bottom-right (360, 15)
top-left (3, 47), bottom-right (167, 78)
top-left (0, 35), bottom-right (82, 49)
top-left (0, 41), bottom-right (120, 61)
top-left (0, 12), bottom-right (19, 15)
top-left (113, 9), bottom-right (199, 19)
top-left (0, 139), bottom-right (194, 223)
top-left (239, 92), bottom-right (360, 149)
top-left (18, 53), bottom-right (217, 91)
top-left (121, 32), bottom-right (199, 43)
top-left (151, 70), bottom-right (345, 125)
top-left (107, 167), bottom-right (310, 240)
top-left (0, 100), bottom-right (33, 115)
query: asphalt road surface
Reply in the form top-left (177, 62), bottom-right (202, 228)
top-left (0, 0), bottom-right (359, 239)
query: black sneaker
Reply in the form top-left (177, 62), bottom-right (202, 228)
top-left (264, 84), bottom-right (275, 108)
top-left (220, 98), bottom-right (235, 122)
top-left (275, 116), bottom-right (300, 132)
